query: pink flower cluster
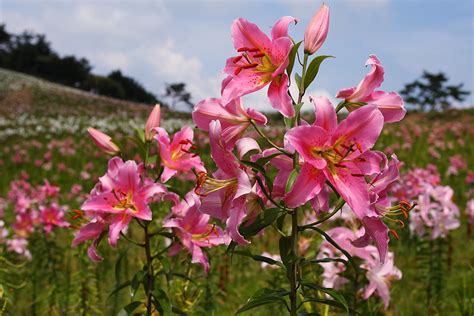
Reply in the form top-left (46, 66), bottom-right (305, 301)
top-left (190, 5), bottom-right (407, 265)
top-left (317, 227), bottom-right (402, 309)
top-left (163, 191), bottom-right (230, 272)
top-left (410, 185), bottom-right (460, 239)
top-left (0, 178), bottom-right (69, 259)
top-left (392, 165), bottom-right (460, 239)
top-left (446, 154), bottom-right (468, 176)
top-left (75, 105), bottom-right (229, 270)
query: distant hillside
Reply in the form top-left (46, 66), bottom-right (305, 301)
top-left (0, 68), bottom-right (188, 119)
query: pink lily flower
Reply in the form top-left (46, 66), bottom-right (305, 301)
top-left (39, 203), bottom-right (69, 234)
top-left (145, 104), bottom-right (161, 141)
top-left (352, 155), bottom-right (408, 261)
top-left (81, 159), bottom-right (165, 247)
top-left (72, 214), bottom-right (108, 262)
top-left (221, 16), bottom-right (297, 117)
top-left (196, 120), bottom-right (254, 245)
top-left (193, 97), bottom-right (267, 148)
top-left (408, 183), bottom-right (460, 240)
top-left (284, 96), bottom-right (383, 214)
top-left (154, 126), bottom-right (205, 183)
top-left (362, 248), bottom-right (402, 310)
top-left (336, 55), bottom-right (406, 123)
top-left (7, 238), bottom-right (32, 260)
top-left (284, 97), bottom-right (391, 260)
top-left (87, 127), bottom-right (120, 155)
top-left (163, 191), bottom-right (230, 272)
top-left (12, 212), bottom-right (37, 238)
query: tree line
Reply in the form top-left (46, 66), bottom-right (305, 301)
top-left (0, 24), bottom-right (159, 104)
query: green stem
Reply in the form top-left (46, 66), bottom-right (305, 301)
top-left (0, 299), bottom-right (7, 315)
top-left (255, 176), bottom-right (286, 211)
top-left (298, 53), bottom-right (309, 103)
top-left (144, 141), bottom-right (150, 170)
top-left (120, 232), bottom-right (145, 247)
top-left (250, 120), bottom-right (292, 157)
top-left (294, 53), bottom-right (309, 126)
top-left (152, 243), bottom-right (173, 260)
top-left (427, 239), bottom-right (433, 309)
top-left (298, 198), bottom-right (345, 230)
top-left (289, 208), bottom-right (299, 316)
top-left (143, 224), bottom-right (154, 315)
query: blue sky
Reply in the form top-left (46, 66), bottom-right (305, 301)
top-left (1, 0), bottom-right (472, 111)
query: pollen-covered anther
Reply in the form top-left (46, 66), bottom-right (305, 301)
top-left (253, 52), bottom-right (266, 58)
top-left (237, 47), bottom-right (251, 52)
top-left (390, 229), bottom-right (399, 240)
top-left (241, 63), bottom-right (259, 69)
top-left (178, 139), bottom-right (198, 155)
top-left (248, 48), bottom-right (260, 52)
top-left (71, 209), bottom-right (83, 220)
top-left (232, 55), bottom-right (243, 63)
top-left (333, 147), bottom-right (344, 157)
top-left (194, 172), bottom-right (237, 197)
top-left (179, 139), bottom-right (193, 145)
top-left (381, 201), bottom-right (416, 233)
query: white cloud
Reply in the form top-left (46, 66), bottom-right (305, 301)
top-left (1, 0), bottom-right (471, 110)
top-left (95, 52), bottom-right (131, 70)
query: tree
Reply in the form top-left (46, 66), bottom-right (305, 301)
top-left (400, 71), bottom-right (470, 111)
top-left (163, 83), bottom-right (193, 110)
top-left (107, 70), bottom-right (157, 104)
top-left (83, 75), bottom-right (125, 99)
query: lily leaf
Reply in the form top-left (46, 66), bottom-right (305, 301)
top-left (304, 55), bottom-right (334, 91)
top-left (301, 282), bottom-right (349, 313)
top-left (239, 207), bottom-right (282, 238)
top-left (287, 41), bottom-right (303, 77)
top-left (236, 288), bottom-right (289, 314)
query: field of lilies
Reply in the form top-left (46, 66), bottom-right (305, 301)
top-left (1, 4), bottom-right (473, 316)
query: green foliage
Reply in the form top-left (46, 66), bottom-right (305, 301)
top-left (286, 41), bottom-right (303, 78)
top-left (239, 208), bottom-right (282, 239)
top-left (236, 288), bottom-right (290, 314)
top-left (303, 55), bottom-right (334, 91)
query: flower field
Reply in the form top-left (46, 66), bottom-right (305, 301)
top-left (1, 67), bottom-right (472, 315)
top-left (1, 6), bottom-right (473, 316)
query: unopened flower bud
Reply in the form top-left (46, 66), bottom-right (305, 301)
top-left (304, 4), bottom-right (330, 55)
top-left (87, 127), bottom-right (120, 155)
top-left (145, 104), bottom-right (161, 141)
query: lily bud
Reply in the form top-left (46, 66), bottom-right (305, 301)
top-left (145, 104), bottom-right (161, 141)
top-left (304, 4), bottom-right (330, 55)
top-left (87, 127), bottom-right (120, 155)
